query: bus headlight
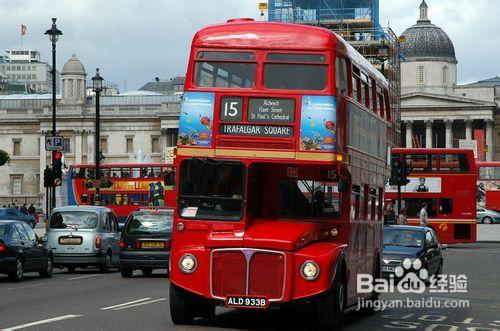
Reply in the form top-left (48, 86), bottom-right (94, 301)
top-left (179, 254), bottom-right (197, 274)
top-left (301, 260), bottom-right (320, 281)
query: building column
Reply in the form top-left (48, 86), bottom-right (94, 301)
top-left (425, 120), bottom-right (433, 148)
top-left (465, 119), bottom-right (473, 140)
top-left (445, 119), bottom-right (453, 148)
top-left (87, 130), bottom-right (94, 164)
top-left (405, 120), bottom-right (413, 148)
top-left (75, 130), bottom-right (83, 165)
top-left (486, 119), bottom-right (494, 161)
top-left (39, 131), bottom-right (48, 194)
top-left (160, 128), bottom-right (168, 162)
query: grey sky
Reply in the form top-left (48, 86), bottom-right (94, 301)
top-left (1, 0), bottom-right (498, 91)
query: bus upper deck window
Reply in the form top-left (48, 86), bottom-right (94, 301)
top-left (439, 154), bottom-right (469, 173)
top-left (194, 51), bottom-right (256, 89)
top-left (264, 53), bottom-right (327, 91)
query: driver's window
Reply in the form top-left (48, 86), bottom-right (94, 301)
top-left (21, 223), bottom-right (37, 241)
top-left (103, 214), bottom-right (112, 232)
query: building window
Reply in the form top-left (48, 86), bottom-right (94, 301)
top-left (11, 176), bottom-right (22, 195)
top-left (13, 139), bottom-right (21, 156)
top-left (126, 137), bottom-right (134, 153)
top-left (442, 66), bottom-right (448, 85)
top-left (63, 138), bottom-right (71, 153)
top-left (417, 66), bottom-right (425, 85)
top-left (151, 137), bottom-right (160, 153)
top-left (100, 137), bottom-right (108, 153)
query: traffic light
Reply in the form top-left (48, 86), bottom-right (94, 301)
top-left (52, 151), bottom-right (63, 186)
top-left (389, 155), bottom-right (410, 186)
top-left (43, 166), bottom-right (53, 188)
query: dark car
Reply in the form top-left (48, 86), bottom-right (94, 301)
top-left (0, 208), bottom-right (36, 228)
top-left (119, 208), bottom-right (173, 277)
top-left (382, 225), bottom-right (443, 279)
top-left (0, 220), bottom-right (53, 281)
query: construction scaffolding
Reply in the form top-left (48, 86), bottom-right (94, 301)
top-left (268, 0), bottom-right (401, 147)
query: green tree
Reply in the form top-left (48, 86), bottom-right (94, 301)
top-left (0, 149), bottom-right (10, 166)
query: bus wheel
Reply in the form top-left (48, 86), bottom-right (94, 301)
top-left (317, 277), bottom-right (345, 330)
top-left (170, 283), bottom-right (195, 325)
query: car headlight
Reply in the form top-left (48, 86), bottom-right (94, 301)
top-left (300, 260), bottom-right (320, 281)
top-left (179, 254), bottom-right (197, 274)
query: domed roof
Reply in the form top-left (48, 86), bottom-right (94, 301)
top-left (400, 1), bottom-right (457, 63)
top-left (62, 53), bottom-right (86, 75)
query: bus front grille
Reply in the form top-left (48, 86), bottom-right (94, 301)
top-left (211, 249), bottom-right (286, 301)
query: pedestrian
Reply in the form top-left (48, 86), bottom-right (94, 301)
top-left (419, 202), bottom-right (429, 226)
top-left (20, 203), bottom-right (28, 215)
top-left (28, 204), bottom-right (36, 216)
top-left (398, 207), bottom-right (408, 225)
top-left (12, 202), bottom-right (17, 210)
top-left (383, 202), bottom-right (396, 225)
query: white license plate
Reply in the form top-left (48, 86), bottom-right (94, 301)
top-left (382, 266), bottom-right (395, 272)
top-left (225, 296), bottom-right (268, 309)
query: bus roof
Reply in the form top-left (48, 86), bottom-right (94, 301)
top-left (392, 148), bottom-right (474, 155)
top-left (73, 163), bottom-right (172, 168)
top-left (193, 20), bottom-right (387, 84)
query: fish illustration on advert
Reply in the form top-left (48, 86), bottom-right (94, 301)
top-left (300, 96), bottom-right (337, 151)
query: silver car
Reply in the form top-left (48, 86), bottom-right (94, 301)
top-left (46, 206), bottom-right (120, 273)
top-left (476, 207), bottom-right (500, 224)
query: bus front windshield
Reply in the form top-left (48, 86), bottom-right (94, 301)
top-left (179, 159), bottom-right (245, 221)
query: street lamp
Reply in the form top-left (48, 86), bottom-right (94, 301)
top-left (92, 68), bottom-right (103, 205)
top-left (44, 18), bottom-right (62, 211)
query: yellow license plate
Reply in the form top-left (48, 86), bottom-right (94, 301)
top-left (142, 241), bottom-right (164, 248)
top-left (59, 237), bottom-right (82, 245)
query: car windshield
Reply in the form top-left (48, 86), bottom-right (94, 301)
top-left (50, 211), bottom-right (98, 229)
top-left (179, 158), bottom-right (245, 221)
top-left (125, 211), bottom-right (173, 234)
top-left (0, 223), bottom-right (6, 236)
top-left (383, 229), bottom-right (424, 248)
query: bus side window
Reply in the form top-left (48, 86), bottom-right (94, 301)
top-left (440, 198), bottom-right (453, 214)
top-left (351, 185), bottom-right (360, 220)
top-left (335, 57), bottom-right (348, 95)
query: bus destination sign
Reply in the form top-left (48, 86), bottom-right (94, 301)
top-left (219, 124), bottom-right (293, 138)
top-left (248, 98), bottom-right (295, 123)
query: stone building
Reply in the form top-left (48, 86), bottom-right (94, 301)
top-left (0, 54), bottom-right (180, 206)
top-left (400, 1), bottom-right (498, 160)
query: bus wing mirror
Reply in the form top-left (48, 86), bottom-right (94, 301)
top-left (164, 171), bottom-right (176, 186)
top-left (338, 178), bottom-right (349, 192)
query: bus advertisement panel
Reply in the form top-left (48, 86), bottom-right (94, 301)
top-left (67, 163), bottom-right (175, 224)
top-left (168, 19), bottom-right (394, 329)
top-left (385, 149), bottom-right (477, 244)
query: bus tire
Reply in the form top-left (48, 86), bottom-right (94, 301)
top-left (317, 273), bottom-right (345, 330)
top-left (170, 283), bottom-right (195, 325)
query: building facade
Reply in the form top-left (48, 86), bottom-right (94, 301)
top-left (0, 54), bottom-right (180, 206)
top-left (400, 1), bottom-right (498, 160)
top-left (0, 49), bottom-right (60, 93)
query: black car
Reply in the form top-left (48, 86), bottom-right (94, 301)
top-left (119, 208), bottom-right (173, 277)
top-left (0, 220), bottom-right (53, 281)
top-left (382, 225), bottom-right (443, 278)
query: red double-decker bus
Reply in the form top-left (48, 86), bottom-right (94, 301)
top-left (477, 161), bottom-right (500, 212)
top-left (385, 148), bottom-right (477, 244)
top-left (67, 163), bottom-right (175, 224)
top-left (169, 19), bottom-right (394, 329)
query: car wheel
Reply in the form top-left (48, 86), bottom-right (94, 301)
top-left (142, 268), bottom-right (153, 277)
top-left (436, 261), bottom-right (443, 276)
top-left (317, 274), bottom-right (345, 329)
top-left (120, 267), bottom-right (133, 278)
top-left (67, 266), bottom-right (76, 273)
top-left (170, 283), bottom-right (195, 325)
top-left (40, 256), bottom-right (54, 278)
top-left (8, 258), bottom-right (24, 282)
top-left (482, 216), bottom-right (493, 224)
top-left (100, 254), bottom-right (111, 273)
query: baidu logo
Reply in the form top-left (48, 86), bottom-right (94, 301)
top-left (394, 258), bottom-right (427, 294)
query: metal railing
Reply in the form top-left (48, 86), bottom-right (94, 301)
top-left (269, 7), bottom-right (373, 23)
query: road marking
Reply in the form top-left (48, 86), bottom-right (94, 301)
top-left (110, 298), bottom-right (167, 311)
top-left (448, 249), bottom-right (500, 254)
top-left (18, 283), bottom-right (47, 289)
top-left (67, 274), bottom-right (102, 281)
top-left (100, 298), bottom-right (152, 310)
top-left (3, 314), bottom-right (83, 330)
